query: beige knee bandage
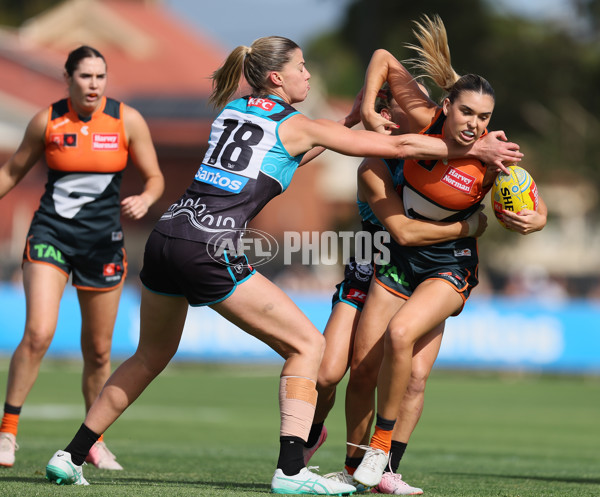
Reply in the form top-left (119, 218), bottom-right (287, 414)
top-left (279, 376), bottom-right (317, 441)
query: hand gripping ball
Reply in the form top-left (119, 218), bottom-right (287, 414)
top-left (491, 165), bottom-right (539, 230)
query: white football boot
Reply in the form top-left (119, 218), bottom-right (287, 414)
top-left (46, 450), bottom-right (89, 486)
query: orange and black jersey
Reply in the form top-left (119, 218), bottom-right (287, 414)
top-left (29, 96), bottom-right (129, 248)
top-left (44, 96), bottom-right (128, 173)
top-left (379, 108), bottom-right (489, 280)
top-left (401, 108), bottom-right (490, 223)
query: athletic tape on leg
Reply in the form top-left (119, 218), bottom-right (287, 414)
top-left (279, 376), bottom-right (317, 440)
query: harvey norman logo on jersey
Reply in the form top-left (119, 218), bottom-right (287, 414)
top-left (92, 133), bottom-right (119, 150)
top-left (441, 166), bottom-right (476, 193)
top-left (195, 164), bottom-right (249, 193)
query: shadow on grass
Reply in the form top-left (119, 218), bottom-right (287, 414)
top-left (97, 478), bottom-right (270, 492)
top-left (2, 474), bottom-right (270, 492)
top-left (437, 471), bottom-right (600, 486)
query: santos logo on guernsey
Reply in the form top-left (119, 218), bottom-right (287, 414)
top-left (195, 164), bottom-right (249, 193)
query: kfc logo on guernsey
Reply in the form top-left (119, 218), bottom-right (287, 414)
top-left (195, 164), bottom-right (249, 193)
top-left (441, 167), bottom-right (476, 193)
top-left (92, 133), bottom-right (119, 151)
top-left (248, 97), bottom-right (276, 111)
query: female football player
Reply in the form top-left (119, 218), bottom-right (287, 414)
top-left (304, 83), bottom-right (487, 495)
top-left (351, 16), bottom-right (547, 488)
top-left (0, 45), bottom-right (164, 470)
top-left (44, 35), bottom-right (521, 493)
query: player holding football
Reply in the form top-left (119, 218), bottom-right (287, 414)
top-left (350, 15), bottom-right (547, 489)
top-left (303, 83), bottom-right (488, 495)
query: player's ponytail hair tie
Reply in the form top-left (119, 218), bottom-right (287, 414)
top-left (377, 89), bottom-right (389, 99)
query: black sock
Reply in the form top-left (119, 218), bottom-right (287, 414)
top-left (64, 424), bottom-right (100, 466)
top-left (3, 403), bottom-right (21, 415)
top-left (277, 436), bottom-right (305, 476)
top-left (344, 455), bottom-right (363, 471)
top-left (375, 413), bottom-right (396, 431)
top-left (388, 441), bottom-right (407, 473)
top-left (305, 422), bottom-right (324, 448)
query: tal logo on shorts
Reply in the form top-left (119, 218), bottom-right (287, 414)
top-left (32, 243), bottom-right (66, 264)
top-left (378, 263), bottom-right (409, 287)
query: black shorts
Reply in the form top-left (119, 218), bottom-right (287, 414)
top-left (140, 230), bottom-right (255, 306)
top-left (23, 233), bottom-right (127, 290)
top-left (331, 257), bottom-right (374, 311)
top-left (374, 240), bottom-right (479, 316)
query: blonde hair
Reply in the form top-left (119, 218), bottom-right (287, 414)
top-left (405, 14), bottom-right (460, 92)
top-left (209, 36), bottom-right (300, 109)
top-left (405, 14), bottom-right (494, 103)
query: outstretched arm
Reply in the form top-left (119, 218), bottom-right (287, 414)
top-left (360, 49), bottom-right (521, 173)
top-left (281, 112), bottom-right (523, 168)
top-left (298, 87), bottom-right (364, 167)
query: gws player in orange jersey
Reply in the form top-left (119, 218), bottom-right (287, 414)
top-left (0, 46), bottom-right (164, 470)
top-left (44, 36), bottom-right (522, 493)
top-left (304, 83), bottom-right (488, 495)
top-left (351, 15), bottom-right (547, 489)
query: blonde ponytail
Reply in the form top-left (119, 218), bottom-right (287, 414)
top-left (209, 36), bottom-right (300, 109)
top-left (404, 14), bottom-right (460, 92)
top-left (405, 14), bottom-right (495, 104)
top-left (209, 46), bottom-right (249, 109)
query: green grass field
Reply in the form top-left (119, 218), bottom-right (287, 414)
top-left (0, 359), bottom-right (598, 496)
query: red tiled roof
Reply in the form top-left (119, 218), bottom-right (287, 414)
top-left (97, 0), bottom-right (227, 98)
top-left (0, 0), bottom-right (227, 102)
top-left (0, 0), bottom-right (229, 146)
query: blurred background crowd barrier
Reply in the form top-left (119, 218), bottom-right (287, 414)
top-left (1, 284), bottom-right (599, 374)
top-left (1, 0), bottom-right (599, 374)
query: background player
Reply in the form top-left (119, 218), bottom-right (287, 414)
top-left (0, 45), bottom-right (164, 470)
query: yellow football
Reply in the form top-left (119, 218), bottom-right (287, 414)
top-left (491, 165), bottom-right (539, 230)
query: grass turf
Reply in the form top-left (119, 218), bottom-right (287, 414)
top-left (0, 359), bottom-right (598, 496)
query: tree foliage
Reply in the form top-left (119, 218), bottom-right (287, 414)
top-left (306, 0), bottom-right (600, 191)
top-left (0, 0), bottom-right (62, 26)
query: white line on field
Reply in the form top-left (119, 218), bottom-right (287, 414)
top-left (21, 404), bottom-right (234, 422)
